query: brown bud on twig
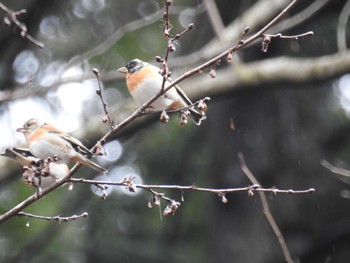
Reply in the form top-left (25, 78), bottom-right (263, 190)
top-left (247, 184), bottom-right (259, 196)
top-left (151, 194), bottom-right (161, 207)
top-left (261, 35), bottom-right (271, 53)
top-left (23, 168), bottom-right (36, 187)
top-left (180, 110), bottom-right (190, 126)
top-left (155, 56), bottom-right (163, 63)
top-left (243, 27), bottom-right (250, 35)
top-left (188, 23), bottom-right (194, 30)
top-left (168, 42), bottom-right (176, 52)
top-left (227, 53), bottom-right (233, 63)
top-left (163, 200), bottom-right (180, 216)
top-left (160, 110), bottom-right (170, 123)
top-left (123, 176), bottom-right (137, 192)
top-left (94, 142), bottom-right (106, 156)
top-left (164, 28), bottom-right (170, 38)
top-left (41, 166), bottom-right (50, 177)
top-left (20, 25), bottom-right (27, 37)
top-left (101, 185), bottom-right (108, 200)
top-left (218, 193), bottom-right (228, 204)
top-left (92, 68), bottom-right (99, 76)
top-left (102, 115), bottom-right (109, 123)
top-left (128, 181), bottom-right (137, 193)
top-left (68, 183), bottom-right (74, 191)
top-left (197, 99), bottom-right (208, 112)
top-left (209, 68), bottom-right (216, 78)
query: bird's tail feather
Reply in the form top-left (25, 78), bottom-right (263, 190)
top-left (73, 155), bottom-right (108, 173)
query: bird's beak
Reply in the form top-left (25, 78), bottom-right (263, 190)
top-left (16, 127), bottom-right (25, 133)
top-left (117, 66), bottom-right (128, 74)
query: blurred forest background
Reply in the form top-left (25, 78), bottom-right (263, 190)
top-left (1, 0), bottom-right (350, 262)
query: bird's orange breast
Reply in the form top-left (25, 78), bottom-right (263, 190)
top-left (28, 128), bottom-right (46, 143)
top-left (125, 66), bottom-right (159, 92)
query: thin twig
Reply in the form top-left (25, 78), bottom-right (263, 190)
top-left (238, 152), bottom-right (294, 263)
top-left (159, 0), bottom-right (194, 92)
top-left (92, 68), bottom-right (114, 128)
top-left (69, 177), bottom-right (314, 195)
top-left (139, 96), bottom-right (209, 124)
top-left (321, 159), bottom-right (350, 185)
top-left (0, 2), bottom-right (44, 48)
top-left (270, 0), bottom-right (330, 34)
top-left (17, 211), bottom-right (88, 222)
top-left (262, 31), bottom-right (314, 52)
top-left (69, 176), bottom-right (314, 216)
top-left (320, 159), bottom-right (350, 177)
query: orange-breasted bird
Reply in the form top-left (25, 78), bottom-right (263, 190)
top-left (17, 118), bottom-right (107, 173)
top-left (117, 58), bottom-right (205, 125)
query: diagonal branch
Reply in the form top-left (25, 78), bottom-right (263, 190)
top-left (238, 152), bottom-right (294, 263)
top-left (203, 0), bottom-right (225, 41)
top-left (337, 0), bottom-right (350, 53)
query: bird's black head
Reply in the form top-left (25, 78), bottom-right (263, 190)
top-left (125, 59), bottom-right (144, 73)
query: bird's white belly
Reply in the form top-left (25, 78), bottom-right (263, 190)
top-left (131, 77), bottom-right (178, 111)
top-left (29, 137), bottom-right (74, 163)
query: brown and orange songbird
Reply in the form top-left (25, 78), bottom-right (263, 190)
top-left (117, 58), bottom-right (205, 125)
top-left (17, 118), bottom-right (107, 173)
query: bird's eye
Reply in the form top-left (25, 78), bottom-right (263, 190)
top-left (24, 120), bottom-right (35, 128)
top-left (128, 60), bottom-right (139, 69)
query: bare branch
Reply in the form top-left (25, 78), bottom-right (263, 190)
top-left (69, 177), bottom-right (314, 195)
top-left (270, 0), bottom-right (330, 33)
top-left (203, 0), bottom-right (225, 41)
top-left (181, 51), bottom-right (350, 99)
top-left (170, 0), bottom-right (292, 68)
top-left (0, 2), bottom-right (44, 48)
top-left (261, 31), bottom-right (313, 52)
top-left (92, 68), bottom-right (114, 128)
top-left (337, 0), bottom-right (350, 53)
top-left (238, 152), bottom-right (294, 263)
top-left (321, 159), bottom-right (350, 177)
top-left (17, 211), bottom-right (88, 222)
top-left (0, 163), bottom-right (82, 224)
top-left (321, 159), bottom-right (350, 185)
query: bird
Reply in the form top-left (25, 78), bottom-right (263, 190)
top-left (117, 58), bottom-right (205, 125)
top-left (0, 147), bottom-right (69, 189)
top-left (16, 118), bottom-right (107, 173)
